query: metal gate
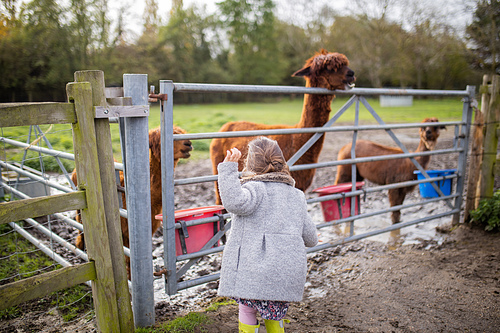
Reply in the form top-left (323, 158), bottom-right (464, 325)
top-left (157, 82), bottom-right (475, 296)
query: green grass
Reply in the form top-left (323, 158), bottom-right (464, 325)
top-left (1, 97), bottom-right (467, 169)
top-left (51, 284), bottom-right (93, 322)
top-left (134, 298), bottom-right (236, 333)
top-left (205, 298), bottom-right (236, 312)
top-left (0, 223), bottom-right (56, 282)
top-left (135, 312), bottom-right (210, 333)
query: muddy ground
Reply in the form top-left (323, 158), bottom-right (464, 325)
top-left (1, 125), bottom-right (499, 332)
top-left (191, 226), bottom-right (500, 332)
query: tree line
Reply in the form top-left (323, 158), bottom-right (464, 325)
top-left (0, 0), bottom-right (495, 103)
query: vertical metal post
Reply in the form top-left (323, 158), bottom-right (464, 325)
top-left (123, 74), bottom-right (155, 327)
top-left (159, 80), bottom-right (178, 295)
top-left (453, 85), bottom-right (476, 224)
top-left (349, 97), bottom-right (360, 236)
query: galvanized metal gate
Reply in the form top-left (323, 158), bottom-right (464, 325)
top-left (157, 82), bottom-right (475, 296)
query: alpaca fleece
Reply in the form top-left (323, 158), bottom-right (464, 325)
top-left (217, 162), bottom-right (318, 302)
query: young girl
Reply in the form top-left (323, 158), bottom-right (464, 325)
top-left (217, 137), bottom-right (318, 333)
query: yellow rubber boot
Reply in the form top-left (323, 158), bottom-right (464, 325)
top-left (239, 320), bottom-right (260, 333)
top-left (264, 319), bottom-right (289, 333)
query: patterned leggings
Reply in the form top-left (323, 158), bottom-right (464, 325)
top-left (235, 298), bottom-right (289, 322)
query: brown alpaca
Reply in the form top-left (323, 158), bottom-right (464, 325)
top-left (73, 125), bottom-right (192, 278)
top-left (209, 49), bottom-right (356, 204)
top-left (334, 117), bottom-right (445, 223)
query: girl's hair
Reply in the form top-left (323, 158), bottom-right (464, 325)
top-left (243, 137), bottom-right (290, 176)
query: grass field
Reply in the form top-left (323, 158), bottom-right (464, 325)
top-left (1, 96), bottom-right (468, 170)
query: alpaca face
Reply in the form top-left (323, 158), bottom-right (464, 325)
top-left (149, 126), bottom-right (193, 162)
top-left (419, 117), bottom-right (445, 150)
top-left (173, 126), bottom-right (193, 160)
top-left (292, 49), bottom-right (356, 90)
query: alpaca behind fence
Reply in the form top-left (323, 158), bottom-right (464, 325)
top-left (335, 117), bottom-right (445, 223)
top-left (209, 49), bottom-right (356, 204)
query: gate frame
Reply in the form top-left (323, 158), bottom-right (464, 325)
top-left (158, 83), bottom-right (475, 296)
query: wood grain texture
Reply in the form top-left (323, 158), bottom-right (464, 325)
top-left (0, 262), bottom-right (96, 311)
top-left (0, 102), bottom-right (76, 127)
top-left (0, 191), bottom-right (86, 225)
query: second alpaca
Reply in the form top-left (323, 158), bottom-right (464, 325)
top-left (334, 118), bottom-right (445, 223)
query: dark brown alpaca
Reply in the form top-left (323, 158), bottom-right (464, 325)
top-left (334, 117), bottom-right (445, 223)
top-left (73, 125), bottom-right (192, 278)
top-left (210, 49), bottom-right (356, 204)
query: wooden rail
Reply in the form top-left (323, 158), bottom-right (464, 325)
top-left (0, 102), bottom-right (76, 126)
top-left (0, 191), bottom-right (86, 225)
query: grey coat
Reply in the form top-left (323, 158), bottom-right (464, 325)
top-left (217, 162), bottom-right (318, 302)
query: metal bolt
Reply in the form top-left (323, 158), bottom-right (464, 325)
top-left (104, 109), bottom-right (109, 114)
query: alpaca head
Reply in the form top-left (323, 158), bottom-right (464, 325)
top-left (292, 49), bottom-right (355, 90)
top-left (419, 117), bottom-right (446, 150)
top-left (149, 126), bottom-right (193, 164)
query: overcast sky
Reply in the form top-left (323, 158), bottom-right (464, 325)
top-left (108, 0), bottom-right (474, 39)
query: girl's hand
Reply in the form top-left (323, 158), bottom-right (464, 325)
top-left (223, 147), bottom-right (241, 163)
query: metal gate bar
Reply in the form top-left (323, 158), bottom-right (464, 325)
top-left (122, 74), bottom-right (155, 327)
top-left (1, 182), bottom-right (87, 259)
top-left (316, 194), bottom-right (459, 228)
top-left (172, 147), bottom-right (461, 186)
top-left (348, 97), bottom-right (361, 236)
top-left (173, 121), bottom-right (463, 141)
top-left (0, 136), bottom-right (125, 172)
top-left (173, 83), bottom-right (469, 97)
top-left (452, 86), bottom-right (476, 223)
top-left (308, 210), bottom-right (460, 253)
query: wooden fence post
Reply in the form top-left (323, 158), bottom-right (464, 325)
top-left (74, 70), bottom-right (134, 332)
top-left (67, 81), bottom-right (122, 332)
top-left (464, 75), bottom-right (489, 222)
top-left (69, 71), bottom-right (134, 332)
top-left (479, 75), bottom-right (500, 202)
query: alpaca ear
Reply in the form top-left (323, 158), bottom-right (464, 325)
top-left (292, 66), bottom-right (311, 77)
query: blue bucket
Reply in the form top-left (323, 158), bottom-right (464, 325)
top-left (413, 169), bottom-right (456, 198)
